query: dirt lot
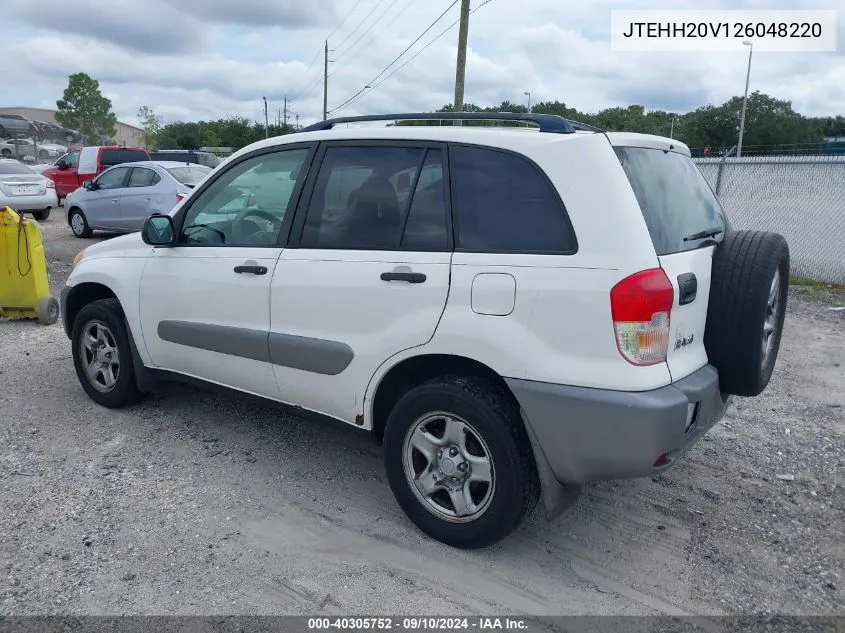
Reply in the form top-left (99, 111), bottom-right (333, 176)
top-left (1, 213), bottom-right (844, 616)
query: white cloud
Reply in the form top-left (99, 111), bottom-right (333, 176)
top-left (0, 0), bottom-right (841, 128)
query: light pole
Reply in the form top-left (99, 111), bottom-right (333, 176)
top-left (737, 40), bottom-right (753, 158)
top-left (524, 91), bottom-right (531, 112)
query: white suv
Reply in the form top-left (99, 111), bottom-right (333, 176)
top-left (61, 112), bottom-right (790, 549)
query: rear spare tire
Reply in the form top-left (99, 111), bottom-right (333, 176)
top-left (704, 230), bottom-right (789, 397)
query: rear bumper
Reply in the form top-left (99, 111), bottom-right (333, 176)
top-left (0, 192), bottom-right (58, 211)
top-left (506, 365), bottom-right (732, 485)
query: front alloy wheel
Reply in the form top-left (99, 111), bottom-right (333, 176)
top-left (78, 319), bottom-right (121, 393)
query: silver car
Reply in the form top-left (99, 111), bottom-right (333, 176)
top-left (0, 158), bottom-right (58, 220)
top-left (65, 161), bottom-right (213, 238)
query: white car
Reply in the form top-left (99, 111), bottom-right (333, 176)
top-left (0, 138), bottom-right (64, 160)
top-left (60, 112), bottom-right (790, 548)
top-left (0, 158), bottom-right (58, 220)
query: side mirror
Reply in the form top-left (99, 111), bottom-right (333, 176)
top-left (83, 180), bottom-right (94, 191)
top-left (142, 214), bottom-right (175, 246)
top-left (57, 160), bottom-right (68, 170)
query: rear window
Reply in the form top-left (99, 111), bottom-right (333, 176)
top-left (166, 165), bottom-right (212, 186)
top-left (0, 161), bottom-right (35, 175)
top-left (101, 149), bottom-right (149, 166)
top-left (615, 147), bottom-right (727, 255)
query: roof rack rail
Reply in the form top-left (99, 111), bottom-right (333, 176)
top-left (567, 119), bottom-right (606, 133)
top-left (299, 112), bottom-right (579, 134)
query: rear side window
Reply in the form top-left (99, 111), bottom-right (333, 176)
top-left (128, 167), bottom-right (160, 187)
top-left (101, 149), bottom-right (149, 166)
top-left (451, 145), bottom-right (576, 253)
top-left (615, 147), bottom-right (727, 255)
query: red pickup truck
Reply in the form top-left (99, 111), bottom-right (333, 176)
top-left (42, 145), bottom-right (150, 200)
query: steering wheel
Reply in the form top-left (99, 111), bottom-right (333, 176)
top-left (231, 208), bottom-right (282, 243)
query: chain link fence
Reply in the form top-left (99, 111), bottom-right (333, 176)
top-left (694, 155), bottom-right (845, 285)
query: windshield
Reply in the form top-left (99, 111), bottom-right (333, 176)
top-left (615, 147), bottom-right (727, 255)
top-left (166, 165), bottom-right (212, 186)
top-left (0, 161), bottom-right (36, 175)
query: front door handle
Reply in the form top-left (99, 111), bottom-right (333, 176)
top-left (111, 199), bottom-right (119, 204)
top-left (381, 271), bottom-right (426, 283)
top-left (145, 196), bottom-right (152, 201)
top-left (234, 265), bottom-right (268, 275)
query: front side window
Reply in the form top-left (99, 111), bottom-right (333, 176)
top-left (95, 167), bottom-right (129, 190)
top-left (451, 145), bottom-right (576, 254)
top-left (62, 151), bottom-right (79, 167)
top-left (179, 148), bottom-right (309, 246)
top-left (301, 145), bottom-right (448, 251)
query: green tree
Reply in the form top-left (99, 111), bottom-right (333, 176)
top-left (55, 73), bottom-right (118, 144)
top-left (137, 105), bottom-right (162, 150)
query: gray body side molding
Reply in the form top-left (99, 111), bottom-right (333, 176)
top-left (157, 320), bottom-right (354, 375)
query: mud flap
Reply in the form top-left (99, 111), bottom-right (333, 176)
top-left (519, 407), bottom-right (581, 520)
top-left (124, 317), bottom-right (155, 393)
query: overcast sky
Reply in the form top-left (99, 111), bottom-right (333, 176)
top-left (2, 0), bottom-right (842, 128)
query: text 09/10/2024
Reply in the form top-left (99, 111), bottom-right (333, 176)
top-left (610, 9), bottom-right (837, 52)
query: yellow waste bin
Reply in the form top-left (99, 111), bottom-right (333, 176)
top-left (0, 206), bottom-right (59, 325)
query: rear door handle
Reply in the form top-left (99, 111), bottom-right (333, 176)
top-left (145, 196), bottom-right (152, 201)
top-left (234, 265), bottom-right (268, 275)
top-left (381, 271), bottom-right (426, 283)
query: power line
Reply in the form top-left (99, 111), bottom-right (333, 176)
top-left (336, 0), bottom-right (494, 113)
top-left (334, 0), bottom-right (403, 62)
top-left (290, 0), bottom-right (367, 100)
top-left (331, 0), bottom-right (416, 76)
top-left (327, 0), bottom-right (367, 42)
top-left (329, 0), bottom-right (461, 114)
top-left (334, 0), bottom-right (391, 53)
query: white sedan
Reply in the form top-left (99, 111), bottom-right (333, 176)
top-left (0, 158), bottom-right (59, 220)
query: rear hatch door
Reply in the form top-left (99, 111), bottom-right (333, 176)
top-left (614, 142), bottom-right (729, 381)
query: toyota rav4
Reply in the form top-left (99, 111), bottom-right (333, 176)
top-left (61, 112), bottom-right (789, 548)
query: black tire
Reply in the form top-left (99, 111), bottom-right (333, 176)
top-left (69, 208), bottom-right (92, 238)
top-left (705, 230), bottom-right (790, 397)
top-left (383, 375), bottom-right (540, 549)
top-left (1, 149), bottom-right (10, 158)
top-left (71, 298), bottom-right (146, 408)
top-left (31, 209), bottom-right (50, 221)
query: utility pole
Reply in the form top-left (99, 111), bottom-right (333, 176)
top-left (296, 114), bottom-right (300, 130)
top-left (453, 0), bottom-right (471, 115)
top-left (323, 40), bottom-right (329, 121)
top-left (284, 95), bottom-right (289, 130)
top-left (262, 96), bottom-right (269, 138)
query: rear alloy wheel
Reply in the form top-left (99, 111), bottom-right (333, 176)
top-left (71, 299), bottom-right (145, 408)
top-left (705, 230), bottom-right (790, 397)
top-left (384, 375), bottom-right (539, 549)
top-left (69, 209), bottom-right (92, 238)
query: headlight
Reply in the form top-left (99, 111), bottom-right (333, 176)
top-left (72, 249), bottom-right (86, 269)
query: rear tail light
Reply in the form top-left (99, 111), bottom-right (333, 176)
top-left (610, 268), bottom-right (674, 366)
top-left (46, 180), bottom-right (55, 188)
top-left (176, 193), bottom-right (186, 202)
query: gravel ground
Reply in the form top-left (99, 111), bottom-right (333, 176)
top-left (0, 214), bottom-right (843, 616)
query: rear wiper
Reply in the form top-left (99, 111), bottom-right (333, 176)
top-left (683, 227), bottom-right (724, 241)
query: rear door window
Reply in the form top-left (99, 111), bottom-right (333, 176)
top-left (614, 147), bottom-right (727, 255)
top-left (450, 145), bottom-right (577, 254)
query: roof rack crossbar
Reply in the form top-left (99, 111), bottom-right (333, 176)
top-left (299, 112), bottom-right (579, 134)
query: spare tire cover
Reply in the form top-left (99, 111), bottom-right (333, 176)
top-left (704, 230), bottom-right (790, 397)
